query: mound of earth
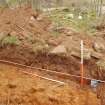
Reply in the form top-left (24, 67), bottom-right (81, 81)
top-left (0, 7), bottom-right (105, 60)
top-left (0, 6), bottom-right (52, 48)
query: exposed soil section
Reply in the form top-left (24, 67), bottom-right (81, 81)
top-left (0, 45), bottom-right (104, 81)
top-left (0, 46), bottom-right (102, 81)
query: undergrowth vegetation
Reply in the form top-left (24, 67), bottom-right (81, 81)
top-left (0, 35), bottom-right (20, 47)
top-left (48, 8), bottom-right (104, 35)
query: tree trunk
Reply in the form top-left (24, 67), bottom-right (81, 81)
top-left (0, 0), bottom-right (8, 7)
top-left (99, 0), bottom-right (103, 16)
top-left (32, 0), bottom-right (41, 11)
top-left (56, 0), bottom-right (63, 7)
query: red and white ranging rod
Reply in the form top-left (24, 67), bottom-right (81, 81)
top-left (80, 40), bottom-right (84, 86)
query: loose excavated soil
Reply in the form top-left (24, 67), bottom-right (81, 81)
top-left (0, 6), bottom-right (52, 43)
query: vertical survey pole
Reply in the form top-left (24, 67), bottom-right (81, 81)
top-left (81, 40), bottom-right (84, 87)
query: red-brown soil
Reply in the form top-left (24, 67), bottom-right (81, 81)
top-left (0, 63), bottom-right (101, 105)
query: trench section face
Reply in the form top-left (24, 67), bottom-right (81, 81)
top-left (0, 46), bottom-right (104, 81)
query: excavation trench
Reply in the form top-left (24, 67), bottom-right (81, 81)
top-left (0, 45), bottom-right (105, 84)
top-left (0, 46), bottom-right (105, 105)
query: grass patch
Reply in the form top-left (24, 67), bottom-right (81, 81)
top-left (1, 35), bottom-right (21, 46)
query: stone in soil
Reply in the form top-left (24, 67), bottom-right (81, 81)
top-left (50, 45), bottom-right (67, 54)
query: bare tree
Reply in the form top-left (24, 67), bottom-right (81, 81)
top-left (31, 0), bottom-right (41, 10)
top-left (92, 0), bottom-right (103, 16)
top-left (56, 0), bottom-right (63, 7)
top-left (99, 0), bottom-right (103, 16)
top-left (0, 0), bottom-right (8, 7)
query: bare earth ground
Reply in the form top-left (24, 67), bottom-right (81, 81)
top-left (0, 7), bottom-right (105, 105)
top-left (0, 63), bottom-right (100, 105)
